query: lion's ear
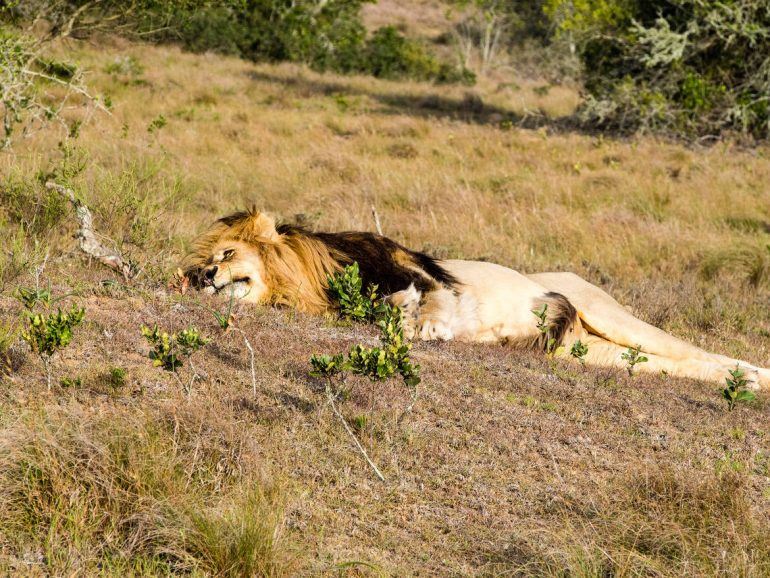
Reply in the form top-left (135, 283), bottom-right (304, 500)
top-left (241, 211), bottom-right (278, 241)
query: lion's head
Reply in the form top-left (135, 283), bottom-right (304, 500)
top-left (180, 209), bottom-right (340, 312)
top-left (196, 239), bottom-right (267, 301)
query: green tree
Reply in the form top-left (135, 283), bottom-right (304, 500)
top-left (546, 0), bottom-right (770, 139)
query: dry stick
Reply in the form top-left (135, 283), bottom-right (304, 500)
top-left (371, 205), bottom-right (383, 236)
top-left (46, 182), bottom-right (136, 279)
top-left (369, 204), bottom-right (422, 425)
top-left (396, 388), bottom-right (419, 426)
top-left (546, 446), bottom-right (565, 484)
top-left (233, 327), bottom-right (258, 398)
top-left (42, 356), bottom-right (52, 391)
top-left (326, 386), bottom-right (386, 482)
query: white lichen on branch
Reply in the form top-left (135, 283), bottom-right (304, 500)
top-left (46, 181), bottom-right (137, 279)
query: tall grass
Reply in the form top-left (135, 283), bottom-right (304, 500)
top-left (0, 406), bottom-right (294, 576)
top-left (483, 466), bottom-right (770, 577)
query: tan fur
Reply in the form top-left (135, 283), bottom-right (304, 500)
top-left (402, 261), bottom-right (769, 389)
top-left (183, 211), bottom-right (769, 389)
top-left (182, 210), bottom-right (341, 314)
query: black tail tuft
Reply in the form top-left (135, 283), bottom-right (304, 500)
top-left (535, 292), bottom-right (578, 352)
top-left (501, 291), bottom-right (579, 352)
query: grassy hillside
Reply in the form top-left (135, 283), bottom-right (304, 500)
top-left (1, 34), bottom-right (770, 576)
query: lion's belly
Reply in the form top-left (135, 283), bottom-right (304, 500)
top-left (442, 260), bottom-right (548, 342)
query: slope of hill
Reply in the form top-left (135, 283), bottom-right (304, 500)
top-left (0, 36), bottom-right (769, 576)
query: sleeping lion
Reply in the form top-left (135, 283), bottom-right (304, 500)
top-left (181, 209), bottom-right (769, 389)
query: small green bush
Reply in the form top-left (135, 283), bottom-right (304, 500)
top-left (327, 262), bottom-right (384, 323)
top-left (723, 366), bottom-right (755, 411)
top-left (141, 324), bottom-right (207, 372)
top-left (141, 324), bottom-right (208, 395)
top-left (108, 366), bottom-right (128, 388)
top-left (313, 263), bottom-right (421, 407)
top-left (621, 345), bottom-right (648, 377)
top-left (570, 339), bottom-right (588, 364)
top-left (59, 376), bottom-right (83, 388)
top-left (532, 303), bottom-right (558, 354)
top-left (22, 305), bottom-right (85, 358)
top-left (311, 302), bottom-right (420, 389)
top-left (19, 291), bottom-right (85, 389)
top-left (363, 26), bottom-right (440, 81)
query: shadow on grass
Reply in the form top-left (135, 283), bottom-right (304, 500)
top-left (245, 70), bottom-right (595, 136)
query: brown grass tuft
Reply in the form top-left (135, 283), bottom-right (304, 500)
top-left (0, 405), bottom-right (294, 576)
top-left (481, 466), bottom-right (770, 577)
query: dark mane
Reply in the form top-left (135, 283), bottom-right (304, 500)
top-left (275, 223), bottom-right (459, 295)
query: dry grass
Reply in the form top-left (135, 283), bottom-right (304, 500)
top-left (0, 33), bottom-right (769, 576)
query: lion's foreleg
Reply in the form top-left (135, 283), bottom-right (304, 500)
top-left (386, 284), bottom-right (421, 340)
top-left (387, 286), bottom-right (480, 342)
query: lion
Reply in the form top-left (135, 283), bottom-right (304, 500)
top-left (181, 209), bottom-right (770, 389)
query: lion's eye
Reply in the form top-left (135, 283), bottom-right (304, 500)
top-left (222, 249), bottom-right (235, 261)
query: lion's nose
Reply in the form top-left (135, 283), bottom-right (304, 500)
top-left (203, 265), bottom-right (218, 284)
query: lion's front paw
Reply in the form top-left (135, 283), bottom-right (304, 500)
top-left (401, 317), bottom-right (417, 341)
top-left (418, 319), bottom-right (454, 341)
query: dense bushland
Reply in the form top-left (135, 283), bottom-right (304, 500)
top-left (2, 0), bottom-right (470, 83)
top-left (546, 0), bottom-right (770, 140)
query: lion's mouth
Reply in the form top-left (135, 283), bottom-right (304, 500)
top-left (213, 276), bottom-right (250, 291)
top-left (202, 277), bottom-right (252, 298)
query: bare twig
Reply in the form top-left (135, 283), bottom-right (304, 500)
top-left (327, 386), bottom-right (386, 482)
top-left (187, 357), bottom-right (202, 397)
top-left (546, 445), bottom-right (565, 484)
top-left (34, 250), bottom-right (50, 290)
top-left (396, 387), bottom-right (419, 426)
top-left (24, 70), bottom-right (111, 115)
top-left (42, 356), bottom-right (52, 390)
top-left (371, 205), bottom-right (383, 236)
top-left (45, 181), bottom-right (137, 279)
top-left (233, 327), bottom-right (258, 397)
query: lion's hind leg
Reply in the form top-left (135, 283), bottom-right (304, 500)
top-left (569, 334), bottom-right (761, 388)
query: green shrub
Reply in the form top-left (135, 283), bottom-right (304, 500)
top-left (547, 0), bottom-right (770, 140)
top-left (141, 324), bottom-right (208, 395)
top-left (19, 292), bottom-right (85, 389)
top-left (723, 366), bottom-right (755, 411)
top-left (621, 345), bottom-right (648, 377)
top-left (3, 2), bottom-right (472, 85)
top-left (313, 262), bottom-right (421, 405)
top-left (311, 302), bottom-right (420, 389)
top-left (141, 324), bottom-right (207, 372)
top-left (363, 26), bottom-right (440, 81)
top-left (108, 366), bottom-right (128, 388)
top-left (327, 262), bottom-right (384, 323)
top-left (569, 339), bottom-right (588, 364)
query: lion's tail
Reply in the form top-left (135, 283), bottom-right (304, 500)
top-left (505, 291), bottom-right (581, 352)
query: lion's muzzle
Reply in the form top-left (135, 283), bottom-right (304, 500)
top-left (202, 265), bottom-right (218, 286)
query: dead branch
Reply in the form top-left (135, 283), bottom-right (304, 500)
top-left (327, 387), bottom-right (386, 482)
top-left (45, 181), bottom-right (137, 279)
top-left (232, 327), bottom-right (258, 398)
top-left (371, 205), bottom-right (383, 236)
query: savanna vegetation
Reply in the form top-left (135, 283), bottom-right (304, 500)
top-left (1, 0), bottom-right (769, 575)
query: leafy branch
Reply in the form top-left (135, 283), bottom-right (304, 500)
top-left (18, 287), bottom-right (85, 389)
top-left (141, 324), bottom-right (207, 395)
top-left (722, 365), bottom-right (755, 411)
